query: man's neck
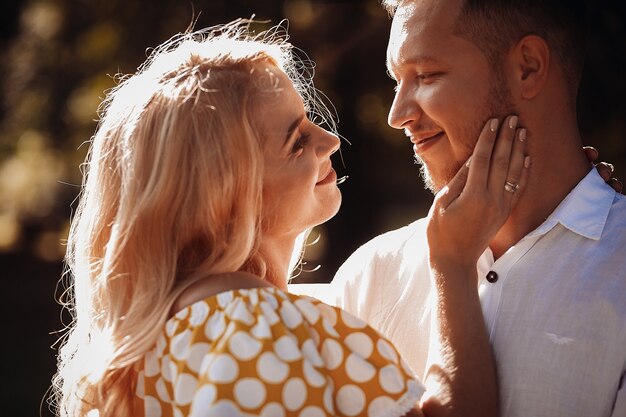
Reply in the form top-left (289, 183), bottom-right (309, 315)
top-left (489, 128), bottom-right (590, 260)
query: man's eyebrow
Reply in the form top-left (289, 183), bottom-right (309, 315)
top-left (387, 54), bottom-right (444, 76)
top-left (284, 114), bottom-right (305, 147)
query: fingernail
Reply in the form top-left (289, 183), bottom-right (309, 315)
top-left (524, 155), bottom-right (531, 168)
top-left (465, 156), bottom-right (473, 167)
top-left (608, 163), bottom-right (615, 173)
top-left (490, 118), bottom-right (499, 132)
top-left (519, 128), bottom-right (526, 142)
top-left (509, 115), bottom-right (518, 129)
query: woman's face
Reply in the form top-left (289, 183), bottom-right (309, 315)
top-left (253, 65), bottom-right (342, 240)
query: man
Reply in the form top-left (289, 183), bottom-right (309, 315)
top-left (293, 1), bottom-right (625, 416)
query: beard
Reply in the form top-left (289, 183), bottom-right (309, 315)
top-left (416, 66), bottom-right (515, 194)
top-left (415, 157), bottom-right (462, 193)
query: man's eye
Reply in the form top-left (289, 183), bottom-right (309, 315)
top-left (417, 72), bottom-right (441, 81)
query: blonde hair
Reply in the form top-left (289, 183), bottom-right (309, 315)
top-left (51, 19), bottom-right (335, 417)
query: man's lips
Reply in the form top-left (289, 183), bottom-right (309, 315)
top-left (409, 131), bottom-right (444, 144)
top-left (410, 131), bottom-right (445, 153)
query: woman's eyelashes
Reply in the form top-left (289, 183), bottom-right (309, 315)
top-left (291, 132), bottom-right (311, 154)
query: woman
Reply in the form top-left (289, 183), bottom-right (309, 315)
top-left (51, 20), bottom-right (528, 417)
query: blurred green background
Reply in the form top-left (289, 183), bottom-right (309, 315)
top-left (0, 0), bottom-right (623, 415)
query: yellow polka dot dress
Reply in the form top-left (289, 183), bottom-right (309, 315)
top-left (135, 287), bottom-right (424, 416)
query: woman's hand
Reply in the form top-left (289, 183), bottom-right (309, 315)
top-left (584, 146), bottom-right (623, 193)
top-left (421, 115), bottom-right (527, 417)
top-left (426, 115), bottom-right (529, 272)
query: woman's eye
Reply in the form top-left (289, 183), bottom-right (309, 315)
top-left (292, 133), bottom-right (310, 154)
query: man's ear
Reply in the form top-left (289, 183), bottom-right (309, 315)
top-left (509, 35), bottom-right (550, 100)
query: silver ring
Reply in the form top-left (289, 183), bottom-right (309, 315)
top-left (504, 181), bottom-right (519, 193)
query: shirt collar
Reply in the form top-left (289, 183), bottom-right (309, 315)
top-left (526, 168), bottom-right (615, 241)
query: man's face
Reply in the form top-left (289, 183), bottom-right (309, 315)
top-left (386, 0), bottom-right (513, 192)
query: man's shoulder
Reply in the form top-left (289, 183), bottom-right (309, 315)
top-left (610, 191), bottom-right (626, 212)
top-left (333, 217), bottom-right (428, 280)
top-left (354, 217), bottom-right (428, 257)
top-left (603, 192), bottom-right (626, 239)
top-left (329, 216), bottom-right (431, 312)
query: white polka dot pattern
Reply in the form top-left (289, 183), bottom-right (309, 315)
top-left (260, 402), bottom-right (285, 417)
top-left (283, 377), bottom-right (308, 411)
top-left (135, 287), bottom-right (425, 417)
top-left (345, 332), bottom-right (374, 359)
top-left (234, 378), bottom-right (265, 409)
top-left (336, 384), bottom-right (366, 416)
top-left (256, 351), bottom-right (289, 384)
top-left (345, 353), bottom-right (377, 383)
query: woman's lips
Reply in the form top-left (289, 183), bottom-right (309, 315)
top-left (316, 167), bottom-right (337, 185)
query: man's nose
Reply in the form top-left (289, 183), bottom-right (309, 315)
top-left (388, 84), bottom-right (421, 130)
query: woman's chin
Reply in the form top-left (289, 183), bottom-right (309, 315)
top-left (319, 193), bottom-right (342, 225)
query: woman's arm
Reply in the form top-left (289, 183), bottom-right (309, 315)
top-left (420, 116), bottom-right (529, 417)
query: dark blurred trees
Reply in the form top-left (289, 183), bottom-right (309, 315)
top-left (0, 0), bottom-right (624, 415)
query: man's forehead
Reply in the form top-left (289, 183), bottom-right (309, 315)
top-left (387, 0), bottom-right (463, 70)
top-left (390, 0), bottom-right (463, 38)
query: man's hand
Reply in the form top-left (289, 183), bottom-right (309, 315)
top-left (584, 146), bottom-right (623, 193)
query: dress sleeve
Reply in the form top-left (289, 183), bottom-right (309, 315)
top-left (136, 288), bottom-right (424, 417)
top-left (287, 292), bottom-right (426, 417)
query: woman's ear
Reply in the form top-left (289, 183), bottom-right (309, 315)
top-left (509, 35), bottom-right (550, 100)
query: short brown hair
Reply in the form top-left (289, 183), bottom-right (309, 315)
top-left (383, 0), bottom-right (588, 94)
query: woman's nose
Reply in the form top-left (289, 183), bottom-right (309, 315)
top-left (317, 128), bottom-right (341, 157)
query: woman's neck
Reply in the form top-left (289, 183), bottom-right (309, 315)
top-left (258, 235), bottom-right (297, 290)
top-left (170, 271), bottom-right (272, 317)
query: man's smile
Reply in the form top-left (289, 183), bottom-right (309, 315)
top-left (408, 130), bottom-right (445, 155)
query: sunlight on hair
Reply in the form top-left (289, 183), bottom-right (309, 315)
top-left (86, 409), bottom-right (100, 417)
top-left (84, 328), bottom-right (115, 384)
top-left (52, 18), bottom-right (339, 417)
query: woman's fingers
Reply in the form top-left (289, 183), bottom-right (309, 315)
top-left (595, 162), bottom-right (614, 183)
top-left (438, 115), bottom-right (529, 212)
top-left (608, 178), bottom-right (623, 194)
top-left (583, 146), bottom-right (599, 164)
top-left (465, 118), bottom-right (499, 192)
top-left (502, 128), bottom-right (528, 207)
top-left (436, 157), bottom-right (471, 211)
top-left (510, 153), bottom-right (531, 208)
top-left (487, 115), bottom-right (519, 193)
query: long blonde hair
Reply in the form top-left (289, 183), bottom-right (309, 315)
top-left (52, 20), bottom-right (334, 417)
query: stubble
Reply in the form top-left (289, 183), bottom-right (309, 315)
top-left (416, 65), bottom-right (515, 194)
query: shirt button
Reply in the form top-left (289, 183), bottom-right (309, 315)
top-left (486, 271), bottom-right (499, 283)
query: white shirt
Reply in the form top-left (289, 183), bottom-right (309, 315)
top-left (291, 169), bottom-right (626, 417)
